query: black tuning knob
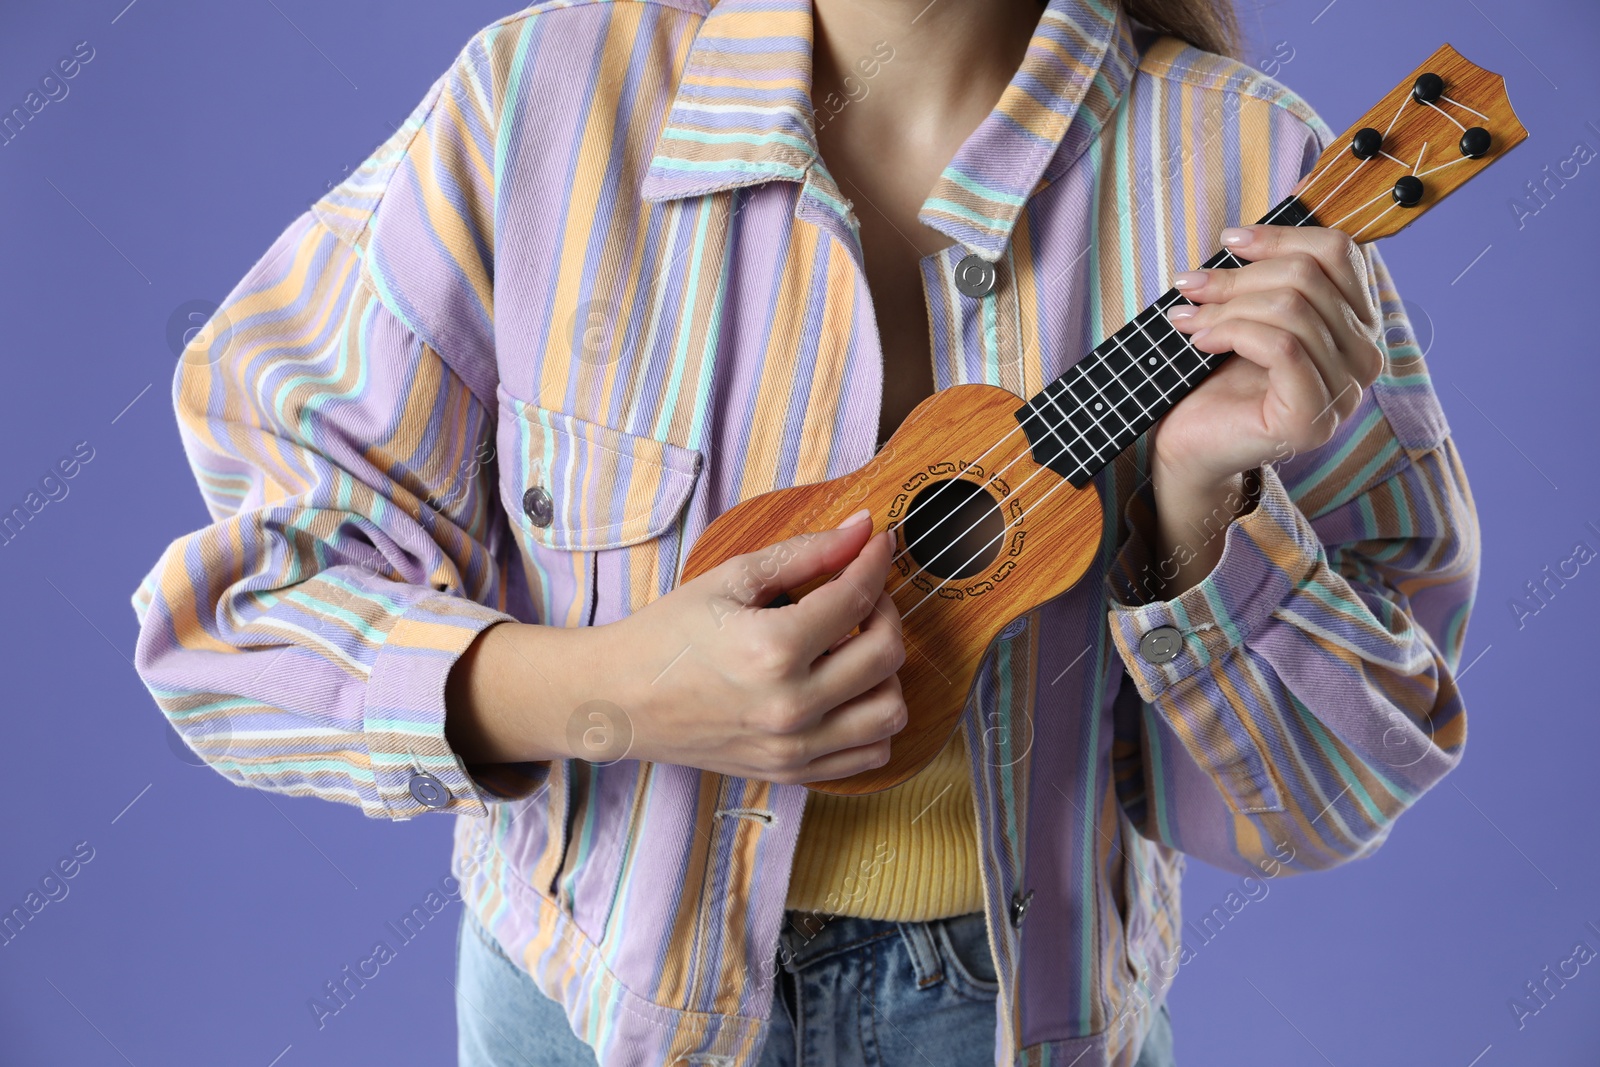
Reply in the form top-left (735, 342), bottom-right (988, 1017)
top-left (1351, 127), bottom-right (1384, 160)
top-left (1413, 73), bottom-right (1445, 104)
top-left (1459, 126), bottom-right (1492, 158)
top-left (1392, 175), bottom-right (1424, 207)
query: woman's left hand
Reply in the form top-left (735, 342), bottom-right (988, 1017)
top-left (1139, 223), bottom-right (1387, 598)
top-left (1153, 223), bottom-right (1387, 490)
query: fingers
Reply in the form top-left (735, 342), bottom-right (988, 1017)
top-left (766, 674), bottom-right (908, 785)
top-left (1168, 289), bottom-right (1363, 426)
top-left (1205, 224), bottom-right (1376, 329)
top-left (804, 585), bottom-right (904, 710)
top-left (780, 526), bottom-right (896, 662)
top-left (783, 738), bottom-right (892, 785)
top-left (1175, 250), bottom-right (1372, 355)
top-left (1167, 225), bottom-right (1386, 413)
top-left (1180, 316), bottom-right (1346, 447)
top-left (715, 508), bottom-right (877, 610)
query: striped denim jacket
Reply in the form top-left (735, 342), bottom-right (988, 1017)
top-left (131, 0), bottom-right (1478, 1062)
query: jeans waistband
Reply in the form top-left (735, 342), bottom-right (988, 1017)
top-left (776, 907), bottom-right (984, 984)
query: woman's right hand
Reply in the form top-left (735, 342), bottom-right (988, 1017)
top-left (445, 509), bottom-right (909, 785)
top-left (612, 508), bottom-right (907, 784)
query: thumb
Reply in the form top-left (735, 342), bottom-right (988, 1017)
top-left (718, 508), bottom-right (875, 609)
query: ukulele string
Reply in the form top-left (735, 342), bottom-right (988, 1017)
top-left (890, 89), bottom-right (1465, 620)
top-left (875, 126), bottom-right (1374, 574)
top-left (893, 149), bottom-right (1415, 624)
top-left (884, 202), bottom-right (1306, 576)
top-left (1438, 94), bottom-right (1488, 121)
top-left (886, 185), bottom-right (1322, 602)
top-left (1349, 142), bottom-right (1426, 243)
top-left (878, 104), bottom-right (1397, 575)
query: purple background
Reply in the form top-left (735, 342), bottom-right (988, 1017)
top-left (2, 0), bottom-right (1596, 1064)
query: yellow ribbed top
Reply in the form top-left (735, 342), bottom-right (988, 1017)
top-left (784, 729), bottom-right (983, 921)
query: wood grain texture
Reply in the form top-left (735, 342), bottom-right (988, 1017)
top-left (681, 384), bottom-right (1103, 795)
top-left (1292, 43), bottom-right (1529, 243)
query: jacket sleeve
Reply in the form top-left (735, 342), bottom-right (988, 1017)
top-left (131, 33), bottom-right (550, 820)
top-left (1104, 241), bottom-right (1479, 875)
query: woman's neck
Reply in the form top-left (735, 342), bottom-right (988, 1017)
top-left (809, 0), bottom-right (1042, 145)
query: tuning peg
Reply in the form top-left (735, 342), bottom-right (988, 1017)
top-left (1351, 128), bottom-right (1384, 160)
top-left (1392, 175), bottom-right (1425, 206)
top-left (1413, 72), bottom-right (1445, 103)
top-left (1459, 127), bottom-right (1492, 158)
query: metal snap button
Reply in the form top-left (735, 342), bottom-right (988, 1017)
top-left (1138, 626), bottom-right (1183, 664)
top-left (1009, 887), bottom-right (1034, 928)
top-left (408, 771), bottom-right (451, 809)
top-left (954, 253), bottom-right (996, 297)
top-left (521, 486), bottom-right (554, 528)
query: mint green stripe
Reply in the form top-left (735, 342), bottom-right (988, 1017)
top-left (1112, 92), bottom-right (1137, 324)
top-left (498, 21), bottom-right (536, 182)
top-left (1290, 408), bottom-right (1388, 503)
top-left (805, 181), bottom-right (852, 220)
top-left (650, 157), bottom-right (806, 180)
top-left (940, 167), bottom-right (1027, 206)
top-left (654, 205), bottom-right (714, 441)
top-left (1292, 695), bottom-right (1410, 821)
top-left (662, 127), bottom-right (810, 153)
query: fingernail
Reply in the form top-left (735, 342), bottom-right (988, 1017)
top-left (836, 508), bottom-right (871, 529)
top-left (1166, 305), bottom-right (1198, 324)
top-left (1191, 328), bottom-right (1212, 347)
top-left (1172, 271), bottom-right (1206, 290)
top-left (1220, 227), bottom-right (1253, 248)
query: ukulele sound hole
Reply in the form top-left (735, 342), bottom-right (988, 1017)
top-left (900, 478), bottom-right (1005, 581)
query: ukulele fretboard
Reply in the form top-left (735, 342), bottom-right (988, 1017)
top-left (1017, 194), bottom-right (1316, 487)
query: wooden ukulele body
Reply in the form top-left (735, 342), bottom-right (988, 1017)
top-left (680, 384), bottom-right (1103, 795)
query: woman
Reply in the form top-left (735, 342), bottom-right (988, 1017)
top-left (132, 0), bottom-right (1476, 1063)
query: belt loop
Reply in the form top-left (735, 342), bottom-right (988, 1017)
top-left (895, 920), bottom-right (945, 989)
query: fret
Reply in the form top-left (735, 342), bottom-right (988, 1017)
top-left (1098, 310), bottom-right (1189, 426)
top-left (1057, 401), bottom-right (1109, 475)
top-left (1125, 321), bottom-right (1191, 403)
top-left (1021, 385), bottom-right (1101, 478)
top-left (1014, 397), bottom-right (1066, 470)
top-left (1063, 363), bottom-right (1137, 453)
top-left (1016, 193), bottom-right (1318, 488)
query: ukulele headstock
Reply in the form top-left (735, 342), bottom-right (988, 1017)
top-left (1292, 43), bottom-right (1528, 243)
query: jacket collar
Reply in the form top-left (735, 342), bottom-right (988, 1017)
top-left (641, 0), bottom-right (1139, 258)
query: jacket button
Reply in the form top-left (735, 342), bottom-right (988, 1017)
top-left (408, 771), bottom-right (451, 809)
top-left (1010, 887), bottom-right (1034, 928)
top-left (954, 253), bottom-right (996, 297)
top-left (522, 486), bottom-right (554, 528)
top-left (1139, 626), bottom-right (1183, 664)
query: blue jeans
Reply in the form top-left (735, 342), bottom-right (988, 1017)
top-left (456, 906), bottom-right (1175, 1065)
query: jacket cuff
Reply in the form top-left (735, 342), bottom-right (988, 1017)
top-left (1105, 463), bottom-right (1323, 702)
top-left (363, 592), bottom-right (550, 820)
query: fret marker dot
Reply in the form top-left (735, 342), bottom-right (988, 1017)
top-left (1147, 356), bottom-right (1156, 365)
top-left (1094, 402), bottom-right (1103, 411)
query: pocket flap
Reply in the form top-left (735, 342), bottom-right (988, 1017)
top-left (498, 388), bottom-right (703, 552)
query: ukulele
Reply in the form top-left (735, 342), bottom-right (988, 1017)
top-left (680, 44), bottom-right (1528, 796)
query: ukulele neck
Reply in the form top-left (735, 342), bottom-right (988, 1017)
top-left (1016, 194), bottom-right (1317, 489)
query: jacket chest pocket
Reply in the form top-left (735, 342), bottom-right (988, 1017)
top-left (495, 386), bottom-right (704, 629)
